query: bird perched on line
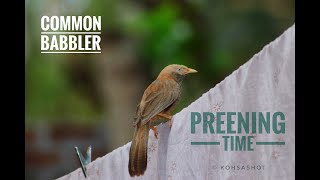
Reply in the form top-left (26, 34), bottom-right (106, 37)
top-left (128, 64), bottom-right (197, 177)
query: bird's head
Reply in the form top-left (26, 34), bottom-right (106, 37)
top-left (157, 64), bottom-right (197, 82)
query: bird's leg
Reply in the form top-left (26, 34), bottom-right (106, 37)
top-left (158, 113), bottom-right (173, 128)
top-left (150, 126), bottom-right (158, 139)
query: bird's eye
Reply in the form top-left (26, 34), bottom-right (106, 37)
top-left (178, 68), bottom-right (181, 71)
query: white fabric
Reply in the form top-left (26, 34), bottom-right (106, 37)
top-left (57, 24), bottom-right (295, 180)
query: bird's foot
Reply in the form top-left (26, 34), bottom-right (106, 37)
top-left (158, 113), bottom-right (173, 128)
top-left (168, 119), bottom-right (172, 128)
top-left (158, 113), bottom-right (172, 120)
top-left (151, 126), bottom-right (158, 139)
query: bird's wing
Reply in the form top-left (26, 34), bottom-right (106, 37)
top-left (136, 79), bottom-right (179, 126)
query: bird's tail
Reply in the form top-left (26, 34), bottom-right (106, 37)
top-left (128, 122), bottom-right (150, 177)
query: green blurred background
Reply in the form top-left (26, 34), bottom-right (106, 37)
top-left (25, 0), bottom-right (294, 179)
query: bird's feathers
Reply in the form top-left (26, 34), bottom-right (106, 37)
top-left (138, 79), bottom-right (180, 126)
top-left (128, 122), bottom-right (150, 176)
top-left (129, 64), bottom-right (195, 177)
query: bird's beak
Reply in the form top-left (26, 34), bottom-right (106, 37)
top-left (186, 68), bottom-right (198, 74)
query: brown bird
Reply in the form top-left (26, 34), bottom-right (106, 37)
top-left (128, 64), bottom-right (197, 177)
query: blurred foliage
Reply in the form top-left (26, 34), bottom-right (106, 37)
top-left (125, 3), bottom-right (194, 75)
top-left (25, 0), bottom-right (295, 126)
top-left (25, 55), bottom-right (101, 126)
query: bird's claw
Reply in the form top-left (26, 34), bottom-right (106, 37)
top-left (151, 126), bottom-right (158, 139)
top-left (159, 113), bottom-right (173, 128)
top-left (168, 119), bottom-right (172, 128)
top-left (158, 113), bottom-right (172, 120)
